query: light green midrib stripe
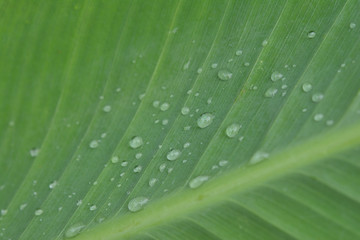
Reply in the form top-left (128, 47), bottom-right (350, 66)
top-left (73, 121), bottom-right (360, 240)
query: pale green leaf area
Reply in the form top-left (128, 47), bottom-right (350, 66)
top-left (0, 0), bottom-right (360, 239)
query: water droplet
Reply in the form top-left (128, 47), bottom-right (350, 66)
top-left (350, 22), bottom-right (356, 29)
top-left (183, 142), bottom-right (191, 148)
top-left (148, 178), bottom-right (158, 187)
top-left (167, 149), bottom-right (181, 161)
top-left (64, 223), bottom-right (85, 238)
top-left (264, 87), bottom-right (278, 98)
top-left (161, 119), bottom-right (169, 126)
top-left (183, 60), bottom-right (190, 70)
top-left (219, 160), bottom-right (228, 167)
top-left (225, 123), bottom-right (241, 138)
top-left (160, 102), bottom-right (170, 111)
top-left (111, 156), bottom-right (119, 163)
top-left (135, 153), bottom-right (142, 159)
top-left (197, 113), bottom-right (215, 128)
top-left (184, 126), bottom-right (191, 131)
top-left (1, 209), bottom-right (7, 216)
top-left (159, 163), bottom-right (166, 172)
top-left (133, 165), bottom-right (142, 173)
top-left (249, 151), bottom-right (269, 165)
top-left (218, 69), bottom-right (233, 81)
top-left (89, 205), bottom-right (97, 211)
top-left (101, 133), bottom-right (107, 138)
top-left (129, 136), bottom-right (143, 149)
top-left (30, 148), bottom-right (40, 157)
top-left (116, 87), bottom-right (121, 92)
top-left (89, 140), bottom-right (99, 149)
top-left (138, 93), bottom-right (145, 100)
top-left (189, 176), bottom-right (209, 189)
top-left (197, 68), bottom-right (203, 74)
top-left (121, 161), bottom-right (128, 167)
top-left (326, 120), bottom-right (334, 126)
top-left (262, 40), bottom-right (268, 46)
top-left (49, 181), bottom-right (57, 189)
top-left (302, 82), bottom-right (312, 92)
top-left (211, 63), bottom-right (218, 69)
top-left (20, 203), bottom-right (27, 211)
top-left (307, 31), bottom-right (316, 38)
top-left (181, 107), bottom-right (190, 115)
top-left (152, 100), bottom-right (160, 108)
top-left (34, 209), bottom-right (43, 216)
top-left (207, 97), bottom-right (212, 105)
top-left (271, 71), bottom-right (283, 82)
top-left (128, 196), bottom-right (149, 212)
top-left (244, 62), bottom-right (250, 67)
top-left (313, 113), bottom-right (324, 121)
top-left (236, 50), bottom-right (243, 56)
top-left (312, 93), bottom-right (324, 103)
top-left (103, 105), bottom-right (111, 113)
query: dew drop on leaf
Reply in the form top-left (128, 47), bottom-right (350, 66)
top-left (181, 107), bottom-right (190, 115)
top-left (302, 82), bottom-right (312, 92)
top-left (30, 148), bottom-right (40, 157)
top-left (183, 142), bottom-right (191, 148)
top-left (307, 31), bottom-right (316, 38)
top-left (64, 223), bottom-right (85, 239)
top-left (49, 181), bottom-right (57, 190)
top-left (152, 100), bottom-right (160, 108)
top-left (219, 160), bottom-right (228, 167)
top-left (189, 176), bottom-right (209, 189)
top-left (129, 136), bottom-right (143, 149)
top-left (350, 22), bottom-right (356, 29)
top-left (89, 205), bottom-right (97, 211)
top-left (314, 113), bottom-right (324, 121)
top-left (167, 149), bottom-right (181, 161)
top-left (34, 209), bottom-right (43, 216)
top-left (197, 113), bottom-right (215, 128)
top-left (271, 71), bottom-right (283, 81)
top-left (133, 165), bottom-right (143, 173)
top-left (217, 69), bottom-right (232, 81)
top-left (128, 197), bottom-right (149, 212)
top-left (211, 63), bottom-right (218, 69)
top-left (249, 151), bottom-right (269, 165)
top-left (160, 102), bottom-right (170, 111)
top-left (312, 92), bottom-right (324, 103)
top-left (264, 87), bottom-right (278, 98)
top-left (111, 156), bottom-right (119, 164)
top-left (148, 178), bottom-right (158, 187)
top-left (89, 140), bottom-right (99, 149)
top-left (225, 123), bottom-right (241, 138)
top-left (103, 105), bottom-right (111, 113)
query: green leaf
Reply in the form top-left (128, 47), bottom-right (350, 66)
top-left (1, 0), bottom-right (360, 239)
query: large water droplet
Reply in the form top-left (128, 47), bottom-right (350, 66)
top-left (64, 223), bottom-right (85, 238)
top-left (128, 196), bottom-right (149, 212)
top-left (189, 176), bottom-right (209, 189)
top-left (167, 149), bottom-right (181, 161)
top-left (271, 71), bottom-right (283, 82)
top-left (218, 69), bottom-right (232, 81)
top-left (129, 136), bottom-right (143, 149)
top-left (197, 113), bottom-right (215, 128)
top-left (225, 123), bottom-right (241, 138)
top-left (312, 93), bottom-right (324, 103)
top-left (264, 87), bottom-right (278, 98)
top-left (302, 82), bottom-right (312, 92)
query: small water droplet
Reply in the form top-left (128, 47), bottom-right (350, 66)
top-left (350, 22), bottom-right (356, 29)
top-left (135, 153), bottom-right (142, 159)
top-left (30, 148), bottom-right (40, 157)
top-left (183, 142), bottom-right (191, 148)
top-left (219, 160), bottom-right (228, 167)
top-left (302, 82), bottom-right (312, 92)
top-left (1, 209), bottom-right (7, 216)
top-left (167, 149), bottom-right (181, 161)
top-left (162, 119), bottom-right (169, 126)
top-left (244, 62), bottom-right (250, 67)
top-left (326, 119), bottom-right (334, 126)
top-left (225, 123), bottom-right (241, 138)
top-left (307, 31), bottom-right (316, 38)
top-left (197, 113), bottom-right (215, 128)
top-left (159, 163), bottom-right (166, 172)
top-left (89, 140), bottom-right (99, 149)
top-left (249, 151), bottom-right (269, 165)
top-left (133, 165), bottom-right (142, 173)
top-left (138, 93), bottom-right (145, 100)
top-left (129, 136), bottom-right (143, 149)
top-left (197, 68), bottom-right (203, 74)
top-left (103, 105), bottom-right (111, 113)
top-left (152, 100), bottom-right (160, 108)
top-left (34, 209), bottom-right (43, 216)
top-left (160, 102), bottom-right (170, 111)
top-left (235, 50), bottom-right (243, 56)
top-left (181, 107), bottom-right (190, 115)
top-left (64, 223), bottom-right (85, 238)
top-left (264, 87), bottom-right (278, 98)
top-left (207, 97), bottom-right (212, 105)
top-left (262, 40), bottom-right (268, 46)
top-left (89, 205), bottom-right (97, 211)
top-left (313, 113), bottom-right (324, 122)
top-left (148, 178), bottom-right (158, 187)
top-left (20, 203), bottom-right (27, 211)
top-left (49, 181), bottom-right (57, 190)
top-left (271, 71), bottom-right (283, 82)
top-left (111, 156), bottom-right (119, 163)
top-left (189, 176), bottom-right (209, 189)
top-left (211, 63), bottom-right (218, 69)
top-left (218, 69), bottom-right (233, 81)
top-left (128, 197), bottom-right (148, 212)
top-left (312, 93), bottom-right (324, 103)
top-left (183, 60), bottom-right (190, 70)
top-left (121, 161), bottom-right (128, 167)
